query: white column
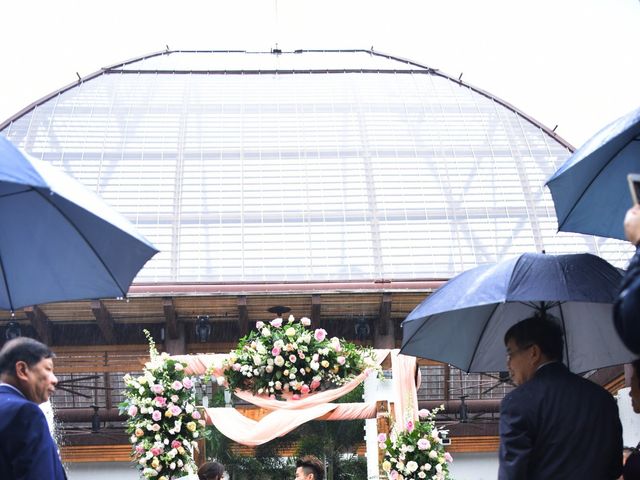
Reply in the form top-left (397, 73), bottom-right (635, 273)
top-left (363, 374), bottom-right (394, 480)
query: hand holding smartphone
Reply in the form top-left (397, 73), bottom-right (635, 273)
top-left (628, 173), bottom-right (640, 205)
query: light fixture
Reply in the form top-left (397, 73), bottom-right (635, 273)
top-left (354, 316), bottom-right (371, 341)
top-left (195, 316), bottom-right (212, 343)
top-left (90, 404), bottom-right (100, 433)
top-left (267, 305), bottom-right (291, 317)
top-left (459, 395), bottom-right (469, 423)
top-left (5, 321), bottom-right (21, 340)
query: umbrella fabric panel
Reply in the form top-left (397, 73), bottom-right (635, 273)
top-left (0, 193), bottom-right (123, 308)
top-left (401, 304), bottom-right (499, 371)
top-left (506, 253), bottom-right (621, 303)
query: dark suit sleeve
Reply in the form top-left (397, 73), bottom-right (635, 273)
top-left (10, 402), bottom-right (62, 480)
top-left (607, 397), bottom-right (623, 480)
top-left (499, 393), bottom-right (532, 480)
top-left (614, 247), bottom-right (640, 353)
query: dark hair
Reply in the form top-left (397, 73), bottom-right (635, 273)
top-left (504, 313), bottom-right (564, 361)
top-left (296, 455), bottom-right (324, 480)
top-left (198, 461), bottom-right (224, 480)
top-left (0, 337), bottom-right (55, 376)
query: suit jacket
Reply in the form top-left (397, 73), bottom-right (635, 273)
top-left (0, 385), bottom-right (67, 480)
top-left (498, 362), bottom-right (622, 480)
top-left (614, 245), bottom-right (640, 353)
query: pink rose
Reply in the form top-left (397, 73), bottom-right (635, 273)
top-left (291, 394), bottom-right (300, 400)
top-left (377, 433), bottom-right (387, 442)
top-left (314, 328), bottom-right (327, 342)
top-left (406, 420), bottom-right (414, 432)
top-left (272, 347), bottom-right (281, 356)
top-left (151, 384), bottom-right (164, 394)
top-left (270, 317), bottom-right (283, 328)
top-left (417, 438), bottom-right (430, 450)
top-left (192, 410), bottom-right (201, 420)
top-left (154, 396), bottom-right (167, 407)
top-left (256, 321), bottom-right (265, 329)
top-left (135, 444), bottom-right (145, 454)
top-left (170, 405), bottom-right (182, 416)
top-left (150, 447), bottom-right (162, 456)
top-left (127, 405), bottom-right (138, 416)
top-left (182, 378), bottom-right (193, 389)
top-left (310, 379), bottom-right (321, 390)
top-left (418, 408), bottom-right (430, 419)
top-left (300, 317), bottom-right (311, 326)
top-left (300, 384), bottom-right (310, 394)
top-left (445, 452), bottom-right (453, 463)
top-left (337, 356), bottom-right (346, 365)
top-left (233, 363), bottom-right (242, 371)
top-left (171, 380), bottom-right (183, 391)
top-left (289, 354), bottom-right (297, 363)
top-left (152, 410), bottom-right (162, 421)
top-left (390, 470), bottom-right (398, 480)
top-left (171, 440), bottom-right (182, 449)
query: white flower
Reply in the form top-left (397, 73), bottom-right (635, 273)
top-left (274, 355), bottom-right (285, 367)
top-left (429, 450), bottom-right (438, 459)
top-left (261, 327), bottom-right (271, 338)
top-left (418, 472), bottom-right (426, 478)
top-left (406, 461), bottom-right (418, 472)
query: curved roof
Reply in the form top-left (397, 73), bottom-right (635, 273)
top-left (0, 49), bottom-right (631, 284)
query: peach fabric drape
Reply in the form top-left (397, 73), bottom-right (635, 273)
top-left (170, 348), bottom-right (419, 445)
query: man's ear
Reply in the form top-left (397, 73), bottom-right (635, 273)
top-left (529, 344), bottom-right (543, 364)
top-left (14, 361), bottom-right (29, 381)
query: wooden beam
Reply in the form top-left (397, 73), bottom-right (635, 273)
top-left (24, 306), bottom-right (52, 345)
top-left (311, 294), bottom-right (321, 328)
top-left (163, 298), bottom-right (178, 340)
top-left (237, 296), bottom-right (249, 338)
top-left (377, 293), bottom-right (392, 336)
top-left (91, 300), bottom-right (115, 344)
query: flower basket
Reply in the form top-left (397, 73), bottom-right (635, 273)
top-left (379, 407), bottom-right (453, 480)
top-left (221, 315), bottom-right (376, 399)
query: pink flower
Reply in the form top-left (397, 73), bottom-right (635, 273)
top-left (390, 470), bottom-right (398, 480)
top-left (337, 356), bottom-right (346, 365)
top-left (152, 410), bottom-right (162, 421)
top-left (171, 395), bottom-right (179, 403)
top-left (182, 378), bottom-right (193, 389)
top-left (310, 379), bottom-right (321, 390)
top-left (192, 410), bottom-right (201, 420)
top-left (233, 363), bottom-right (242, 371)
top-left (298, 351), bottom-right (305, 360)
top-left (127, 405), bottom-right (138, 416)
top-left (256, 321), bottom-right (265, 329)
top-left (314, 328), bottom-right (327, 341)
top-left (272, 346), bottom-right (281, 356)
top-left (150, 447), bottom-right (162, 456)
top-left (377, 433), bottom-right (387, 442)
top-left (171, 440), bottom-right (182, 449)
top-left (170, 405), bottom-right (182, 416)
top-left (291, 394), bottom-right (300, 400)
top-left (289, 354), bottom-right (297, 363)
top-left (300, 384), bottom-right (310, 394)
top-left (445, 452), bottom-right (453, 463)
top-left (154, 396), bottom-right (167, 407)
top-left (300, 317), bottom-right (311, 326)
top-left (135, 444), bottom-right (145, 454)
top-left (418, 408), bottom-right (430, 418)
top-left (270, 317), bottom-right (283, 328)
top-left (406, 420), bottom-right (414, 432)
top-left (171, 380), bottom-right (183, 391)
top-left (151, 384), bottom-right (164, 394)
top-left (417, 438), bottom-right (430, 450)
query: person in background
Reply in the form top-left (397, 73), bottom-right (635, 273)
top-left (295, 455), bottom-right (324, 480)
top-left (499, 314), bottom-right (622, 480)
top-left (623, 359), bottom-right (640, 479)
top-left (198, 460), bottom-right (225, 480)
top-left (0, 337), bottom-right (66, 480)
top-left (614, 204), bottom-right (640, 353)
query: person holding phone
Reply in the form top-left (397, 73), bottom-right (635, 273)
top-left (614, 177), bottom-right (640, 354)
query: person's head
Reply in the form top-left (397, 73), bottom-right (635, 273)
top-left (295, 455), bottom-right (324, 480)
top-left (198, 461), bottom-right (225, 480)
top-left (504, 313), bottom-right (563, 386)
top-left (629, 359), bottom-right (640, 414)
top-left (0, 337), bottom-right (57, 404)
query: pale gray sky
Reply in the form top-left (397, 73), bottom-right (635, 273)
top-left (1, 0), bottom-right (639, 147)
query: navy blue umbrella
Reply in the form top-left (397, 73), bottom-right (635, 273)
top-left (546, 106), bottom-right (640, 240)
top-left (400, 252), bottom-right (634, 373)
top-left (0, 136), bottom-right (158, 311)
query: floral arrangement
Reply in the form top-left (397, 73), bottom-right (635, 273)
top-left (120, 331), bottom-right (206, 480)
top-left (220, 315), bottom-right (377, 399)
top-left (379, 407), bottom-right (453, 480)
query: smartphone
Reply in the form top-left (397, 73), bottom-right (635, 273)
top-left (628, 173), bottom-right (640, 205)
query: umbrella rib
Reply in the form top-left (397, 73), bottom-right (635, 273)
top-left (467, 303), bottom-right (501, 373)
top-left (557, 302), bottom-right (570, 371)
top-left (0, 250), bottom-right (15, 312)
top-left (556, 139), bottom-right (635, 232)
top-left (33, 188), bottom-right (128, 297)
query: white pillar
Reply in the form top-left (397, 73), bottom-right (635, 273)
top-left (363, 374), bottom-right (394, 480)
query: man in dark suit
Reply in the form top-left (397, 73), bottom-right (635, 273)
top-left (0, 337), bottom-right (67, 480)
top-left (499, 314), bottom-right (622, 480)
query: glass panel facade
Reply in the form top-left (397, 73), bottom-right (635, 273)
top-left (2, 51), bottom-right (632, 283)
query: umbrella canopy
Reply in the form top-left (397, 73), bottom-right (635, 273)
top-left (400, 252), bottom-right (634, 373)
top-left (0, 136), bottom-right (158, 311)
top-left (546, 106), bottom-right (640, 240)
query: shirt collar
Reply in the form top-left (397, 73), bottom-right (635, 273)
top-left (0, 382), bottom-right (25, 397)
